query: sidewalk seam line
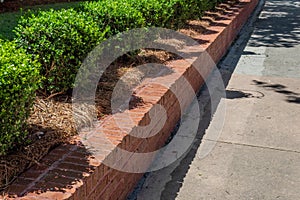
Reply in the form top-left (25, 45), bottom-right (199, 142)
top-left (204, 139), bottom-right (300, 154)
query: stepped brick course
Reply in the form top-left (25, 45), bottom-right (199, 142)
top-left (1, 0), bottom-right (259, 199)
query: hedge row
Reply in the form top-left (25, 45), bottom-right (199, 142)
top-left (0, 40), bottom-right (40, 155)
top-left (14, 0), bottom-right (226, 95)
top-left (1, 0), bottom-right (225, 155)
top-left (15, 9), bottom-right (106, 94)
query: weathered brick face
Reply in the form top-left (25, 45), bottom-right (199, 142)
top-left (1, 0), bottom-right (258, 199)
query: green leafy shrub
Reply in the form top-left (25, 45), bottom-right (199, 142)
top-left (177, 0), bottom-right (227, 21)
top-left (128, 0), bottom-right (184, 28)
top-left (128, 0), bottom-right (224, 28)
top-left (0, 39), bottom-right (40, 155)
top-left (13, 0), bottom-right (227, 95)
top-left (14, 9), bottom-right (107, 94)
top-left (78, 0), bottom-right (146, 36)
top-left (179, 0), bottom-right (211, 19)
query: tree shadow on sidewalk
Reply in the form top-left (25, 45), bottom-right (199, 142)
top-left (253, 80), bottom-right (300, 104)
top-left (248, 0), bottom-right (300, 48)
top-left (129, 1), bottom-right (276, 199)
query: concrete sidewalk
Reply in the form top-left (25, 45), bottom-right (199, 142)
top-left (130, 0), bottom-right (300, 199)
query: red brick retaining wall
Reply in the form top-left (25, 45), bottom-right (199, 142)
top-left (2, 0), bottom-right (259, 199)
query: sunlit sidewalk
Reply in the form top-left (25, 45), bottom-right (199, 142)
top-left (133, 0), bottom-right (300, 199)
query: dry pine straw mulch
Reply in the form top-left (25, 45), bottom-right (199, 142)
top-left (0, 0), bottom-right (242, 190)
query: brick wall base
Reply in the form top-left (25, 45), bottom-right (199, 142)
top-left (2, 0), bottom-right (259, 199)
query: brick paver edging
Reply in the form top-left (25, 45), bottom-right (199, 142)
top-left (2, 0), bottom-right (258, 199)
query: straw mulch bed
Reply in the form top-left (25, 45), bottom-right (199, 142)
top-left (0, 49), bottom-right (175, 190)
top-left (0, 0), bottom-right (241, 190)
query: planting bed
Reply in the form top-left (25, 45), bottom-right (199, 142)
top-left (0, 0), bottom-right (259, 199)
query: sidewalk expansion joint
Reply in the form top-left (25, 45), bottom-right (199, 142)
top-left (204, 139), bottom-right (300, 154)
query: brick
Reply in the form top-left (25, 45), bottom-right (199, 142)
top-left (6, 183), bottom-right (28, 197)
top-left (87, 173), bottom-right (109, 199)
top-left (84, 176), bottom-right (94, 195)
top-left (33, 180), bottom-right (64, 192)
top-left (56, 162), bottom-right (92, 173)
top-left (50, 168), bottom-right (88, 180)
top-left (42, 173), bottom-right (77, 186)
top-left (19, 170), bottom-right (42, 180)
top-left (126, 109), bottom-right (145, 118)
top-left (0, 1), bottom-right (259, 199)
top-left (19, 196), bottom-right (40, 200)
top-left (86, 190), bottom-right (99, 200)
top-left (127, 136), bottom-right (144, 152)
top-left (89, 157), bottom-right (102, 167)
top-left (40, 153), bottom-right (63, 166)
top-left (113, 112), bottom-right (143, 126)
top-left (68, 150), bottom-right (92, 160)
top-left (26, 191), bottom-right (72, 200)
top-left (63, 156), bottom-right (97, 168)
top-left (29, 163), bottom-right (49, 172)
top-left (82, 135), bottom-right (115, 150)
top-left (137, 113), bottom-right (150, 126)
top-left (53, 144), bottom-right (76, 152)
top-left (94, 182), bottom-right (112, 200)
top-left (13, 177), bottom-right (35, 186)
top-left (48, 146), bottom-right (72, 156)
top-left (72, 186), bottom-right (86, 200)
top-left (104, 134), bottom-right (124, 146)
top-left (108, 178), bottom-right (125, 200)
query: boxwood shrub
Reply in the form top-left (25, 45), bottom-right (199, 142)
top-left (180, 0), bottom-right (220, 20)
top-left (0, 39), bottom-right (40, 155)
top-left (128, 0), bottom-right (183, 28)
top-left (129, 0), bottom-right (226, 28)
top-left (179, 0), bottom-right (210, 20)
top-left (78, 0), bottom-right (146, 36)
top-left (13, 0), bottom-right (227, 95)
top-left (0, 0), bottom-right (229, 156)
top-left (14, 9), bottom-right (107, 94)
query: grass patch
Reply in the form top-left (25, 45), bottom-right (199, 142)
top-left (0, 12), bottom-right (21, 40)
top-left (0, 1), bottom-right (83, 40)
